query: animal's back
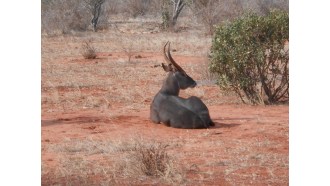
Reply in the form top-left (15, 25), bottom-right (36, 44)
top-left (150, 93), bottom-right (209, 129)
top-left (185, 96), bottom-right (214, 127)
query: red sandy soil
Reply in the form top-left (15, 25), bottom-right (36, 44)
top-left (42, 51), bottom-right (288, 185)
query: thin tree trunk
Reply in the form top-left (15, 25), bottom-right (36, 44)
top-left (171, 0), bottom-right (185, 28)
top-left (91, 0), bottom-right (104, 32)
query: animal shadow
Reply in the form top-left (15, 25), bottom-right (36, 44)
top-left (210, 117), bottom-right (252, 129)
top-left (211, 122), bottom-right (241, 129)
top-left (41, 116), bottom-right (110, 126)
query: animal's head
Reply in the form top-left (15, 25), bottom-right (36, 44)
top-left (162, 42), bottom-right (197, 90)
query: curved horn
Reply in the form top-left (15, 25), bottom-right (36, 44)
top-left (163, 41), bottom-right (172, 65)
top-left (167, 42), bottom-right (186, 73)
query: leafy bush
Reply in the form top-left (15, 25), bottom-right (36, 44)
top-left (210, 10), bottom-right (289, 105)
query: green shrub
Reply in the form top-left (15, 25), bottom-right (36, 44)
top-left (210, 10), bottom-right (289, 105)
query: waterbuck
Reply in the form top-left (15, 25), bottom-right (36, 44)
top-left (150, 42), bottom-right (214, 129)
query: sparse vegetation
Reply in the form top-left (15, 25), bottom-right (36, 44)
top-left (84, 0), bottom-right (106, 32)
top-left (160, 0), bottom-right (186, 31)
top-left (121, 140), bottom-right (184, 183)
top-left (120, 38), bottom-right (135, 62)
top-left (41, 0), bottom-right (91, 34)
top-left (130, 142), bottom-right (170, 176)
top-left (42, 0), bottom-right (288, 35)
top-left (42, 138), bottom-right (184, 185)
top-left (124, 0), bottom-right (152, 18)
top-left (81, 41), bottom-right (97, 59)
top-left (189, 0), bottom-right (243, 34)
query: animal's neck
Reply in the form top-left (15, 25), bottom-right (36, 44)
top-left (160, 73), bottom-right (180, 96)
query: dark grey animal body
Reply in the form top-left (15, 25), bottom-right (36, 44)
top-left (150, 42), bottom-right (214, 129)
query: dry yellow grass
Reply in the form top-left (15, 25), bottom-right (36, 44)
top-left (42, 137), bottom-right (185, 185)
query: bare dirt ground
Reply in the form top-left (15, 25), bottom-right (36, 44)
top-left (41, 21), bottom-right (288, 185)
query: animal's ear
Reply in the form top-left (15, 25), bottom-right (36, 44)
top-left (161, 63), bottom-right (173, 72)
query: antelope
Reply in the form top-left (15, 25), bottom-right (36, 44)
top-left (150, 42), bottom-right (214, 129)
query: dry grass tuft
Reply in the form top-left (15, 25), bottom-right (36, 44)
top-left (129, 142), bottom-right (171, 177)
top-left (81, 41), bottom-right (97, 59)
top-left (117, 139), bottom-right (184, 184)
top-left (43, 137), bottom-right (184, 185)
